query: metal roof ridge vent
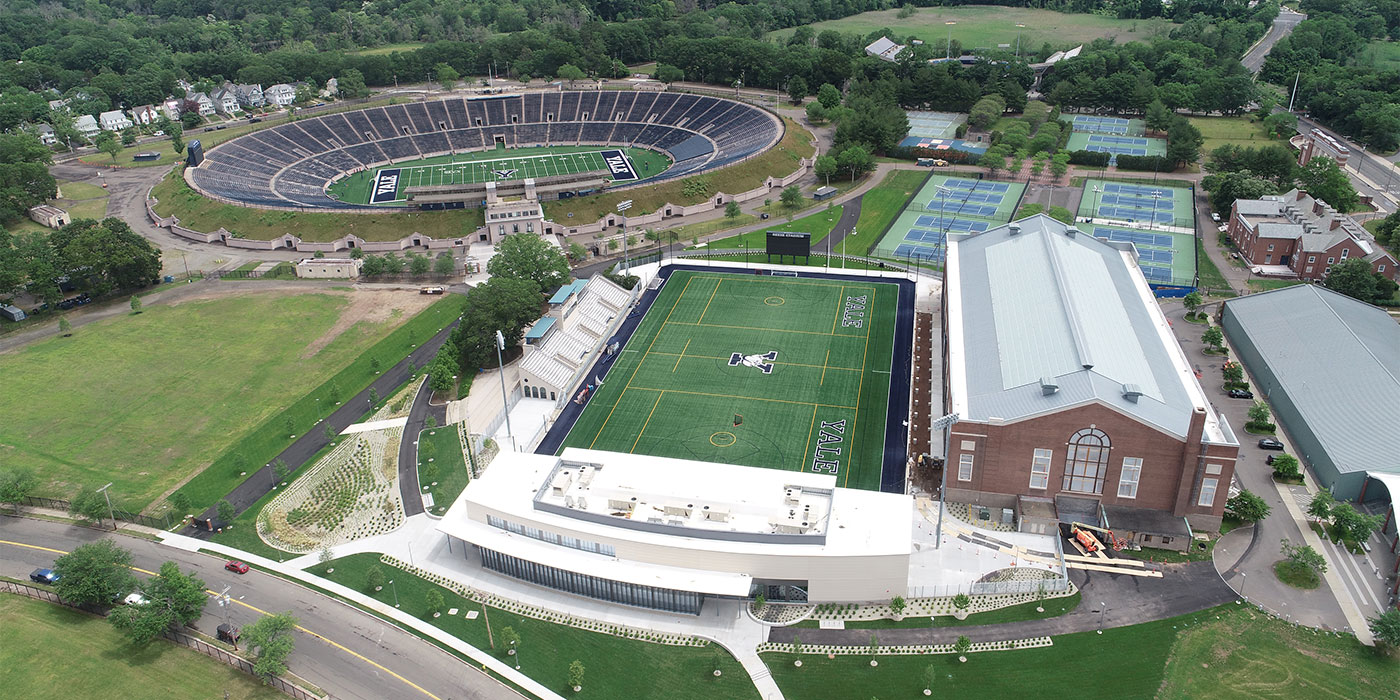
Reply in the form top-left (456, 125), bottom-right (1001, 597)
top-left (1040, 377), bottom-right (1059, 395)
top-left (1121, 383), bottom-right (1143, 403)
top-left (1042, 227), bottom-right (1095, 370)
top-left (1008, 222), bottom-right (1022, 235)
top-left (1064, 225), bottom-right (1079, 238)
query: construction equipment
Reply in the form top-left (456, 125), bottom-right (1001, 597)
top-left (1069, 522), bottom-right (1128, 554)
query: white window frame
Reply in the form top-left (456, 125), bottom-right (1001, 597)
top-left (1117, 458), bottom-right (1142, 499)
top-left (1030, 449), bottom-right (1052, 490)
top-left (957, 454), bottom-right (974, 482)
top-left (1198, 477), bottom-right (1219, 507)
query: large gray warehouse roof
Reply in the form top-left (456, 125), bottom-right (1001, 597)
top-left (1223, 285), bottom-right (1400, 475)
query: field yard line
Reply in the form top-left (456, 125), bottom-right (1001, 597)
top-left (697, 278), bottom-right (723, 324)
top-left (672, 338), bottom-right (690, 372)
top-left (650, 350), bottom-right (860, 372)
top-left (628, 386), bottom-right (855, 411)
top-left (821, 349), bottom-right (831, 386)
top-left (693, 275), bottom-right (852, 291)
top-left (830, 286), bottom-right (846, 334)
top-left (588, 275), bottom-right (694, 449)
top-left (669, 320), bottom-right (864, 338)
top-left (631, 391), bottom-right (665, 453)
top-left (843, 291), bottom-right (875, 490)
top-left (801, 403), bottom-right (819, 472)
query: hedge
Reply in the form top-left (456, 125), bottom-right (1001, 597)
top-left (1115, 154), bottom-right (1175, 172)
top-left (1068, 150), bottom-right (1111, 166)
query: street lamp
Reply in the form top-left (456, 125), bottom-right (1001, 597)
top-left (389, 579), bottom-right (399, 608)
top-left (510, 639), bottom-right (520, 669)
top-left (95, 482), bottom-right (117, 530)
top-left (617, 199), bottom-right (633, 273)
top-left (1097, 602), bottom-right (1107, 633)
top-left (932, 412), bottom-right (960, 549)
top-left (495, 330), bottom-right (514, 452)
top-left (946, 22), bottom-right (957, 60)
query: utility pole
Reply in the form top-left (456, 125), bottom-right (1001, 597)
top-left (617, 200), bottom-right (633, 273)
top-left (495, 330), bottom-right (514, 452)
top-left (1288, 71), bottom-right (1300, 113)
top-left (931, 413), bottom-right (960, 549)
top-left (96, 482), bottom-right (117, 530)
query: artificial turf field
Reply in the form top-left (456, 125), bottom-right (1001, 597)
top-left (328, 145), bottom-right (672, 204)
top-left (560, 270), bottom-right (899, 490)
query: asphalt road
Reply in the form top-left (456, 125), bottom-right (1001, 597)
top-left (398, 378), bottom-right (449, 517)
top-left (1241, 9), bottom-right (1306, 74)
top-left (0, 515), bottom-right (518, 700)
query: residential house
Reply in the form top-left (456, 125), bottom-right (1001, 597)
top-left (73, 114), bottom-right (100, 140)
top-left (34, 123), bottom-right (56, 146)
top-left (186, 92), bottom-right (215, 117)
top-left (161, 98), bottom-right (183, 120)
top-left (98, 109), bottom-right (133, 131)
top-left (233, 83), bottom-right (264, 109)
top-left (130, 104), bottom-right (161, 125)
top-left (48, 98), bottom-right (68, 113)
top-left (865, 36), bottom-right (905, 63)
top-left (210, 86), bottom-right (240, 115)
top-left (265, 83), bottom-right (297, 107)
top-left (1227, 188), bottom-right (1399, 283)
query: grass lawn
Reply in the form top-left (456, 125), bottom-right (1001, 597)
top-left (1248, 278), bottom-right (1305, 292)
top-left (1359, 40), bottom-right (1400, 71)
top-left (1197, 237), bottom-right (1232, 293)
top-left (768, 7), bottom-right (1175, 52)
top-left (792, 593), bottom-right (1081, 630)
top-left (0, 292), bottom-right (452, 511)
top-left (1273, 559), bottom-right (1322, 589)
top-left (704, 205), bottom-right (845, 249)
top-left (838, 169), bottom-right (927, 255)
top-left (544, 117), bottom-right (815, 225)
top-left (658, 213), bottom-right (758, 245)
top-left (0, 595), bottom-right (283, 700)
top-left (684, 254), bottom-right (892, 271)
top-left (1189, 116), bottom-right (1277, 153)
top-left (348, 42), bottom-right (427, 55)
top-left (6, 180), bottom-right (112, 235)
top-left (152, 166), bottom-right (486, 243)
top-left (1014, 202), bottom-right (1074, 223)
top-left (417, 426), bottom-right (470, 516)
top-left (309, 554), bottom-right (759, 700)
top-left (559, 270), bottom-right (899, 490)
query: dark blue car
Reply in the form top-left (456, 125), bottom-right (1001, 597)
top-left (29, 568), bottom-right (59, 584)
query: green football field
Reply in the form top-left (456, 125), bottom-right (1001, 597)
top-left (560, 270), bottom-right (899, 490)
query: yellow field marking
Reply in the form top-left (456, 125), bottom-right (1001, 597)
top-left (631, 391), bottom-right (665, 453)
top-left (667, 320), bottom-right (865, 338)
top-left (672, 339), bottom-right (690, 372)
top-left (590, 275), bottom-right (694, 449)
top-left (800, 404), bottom-right (819, 472)
top-left (0, 539), bottom-right (441, 700)
top-left (843, 287), bottom-right (877, 489)
top-left (690, 275), bottom-right (869, 292)
top-left (764, 296), bottom-right (785, 306)
top-left (831, 286), bottom-right (846, 334)
top-left (697, 278), bottom-right (723, 324)
top-left (710, 431), bottom-right (737, 447)
top-left (821, 349), bottom-right (831, 386)
top-left (651, 350), bottom-right (860, 373)
top-left (627, 385), bottom-right (856, 410)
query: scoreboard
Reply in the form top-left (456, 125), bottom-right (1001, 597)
top-left (766, 231), bottom-right (811, 258)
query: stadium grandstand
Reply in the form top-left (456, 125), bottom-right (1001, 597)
top-left (186, 92), bottom-right (783, 211)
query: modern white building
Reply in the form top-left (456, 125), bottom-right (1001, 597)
top-left (438, 448), bottom-right (913, 614)
top-left (99, 109), bottom-right (133, 131)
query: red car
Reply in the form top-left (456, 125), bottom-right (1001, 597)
top-left (225, 560), bottom-right (250, 574)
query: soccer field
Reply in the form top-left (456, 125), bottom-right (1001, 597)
top-left (560, 270), bottom-right (900, 491)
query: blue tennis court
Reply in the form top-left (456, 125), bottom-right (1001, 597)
top-left (1075, 116), bottom-right (1131, 126)
top-left (1102, 183), bottom-right (1175, 198)
top-left (923, 201), bottom-right (999, 217)
top-left (908, 218), bottom-right (989, 236)
top-left (1092, 227), bottom-right (1175, 249)
top-left (1101, 193), bottom-right (1174, 209)
top-left (1098, 206), bottom-right (1174, 224)
top-left (1087, 144), bottom-right (1148, 157)
top-left (943, 179), bottom-right (1010, 193)
top-left (894, 243), bottom-right (947, 262)
top-left (1088, 134), bottom-right (1149, 146)
top-left (1140, 265), bottom-right (1173, 282)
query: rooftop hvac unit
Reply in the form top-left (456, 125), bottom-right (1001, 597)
top-left (663, 504), bottom-right (693, 517)
top-left (702, 506), bottom-right (730, 522)
top-left (608, 498), bottom-right (635, 512)
top-left (784, 488), bottom-right (800, 506)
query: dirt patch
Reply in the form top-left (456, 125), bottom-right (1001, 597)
top-left (300, 288), bottom-right (436, 358)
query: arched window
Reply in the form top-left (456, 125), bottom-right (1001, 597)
top-left (1063, 428), bottom-right (1110, 494)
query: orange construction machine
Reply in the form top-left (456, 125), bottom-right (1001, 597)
top-left (1070, 522), bottom-right (1128, 553)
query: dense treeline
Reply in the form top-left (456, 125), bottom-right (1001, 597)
top-left (1260, 0), bottom-right (1400, 150)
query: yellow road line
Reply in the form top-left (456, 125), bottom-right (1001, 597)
top-left (800, 404), bottom-right (819, 472)
top-left (1, 539), bottom-right (442, 700)
top-left (697, 278), bottom-right (723, 325)
top-left (591, 275), bottom-right (694, 449)
top-left (627, 385), bottom-right (856, 410)
top-left (671, 339), bottom-right (690, 372)
top-left (631, 391), bottom-right (665, 453)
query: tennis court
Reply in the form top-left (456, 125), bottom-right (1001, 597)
top-left (1077, 178), bottom-right (1193, 229)
top-left (905, 110), bottom-right (966, 140)
top-left (1060, 115), bottom-right (1147, 136)
top-left (1087, 223), bottom-right (1195, 284)
top-left (1065, 131), bottom-right (1167, 160)
top-left (558, 270), bottom-right (900, 491)
top-left (872, 173), bottom-right (1025, 261)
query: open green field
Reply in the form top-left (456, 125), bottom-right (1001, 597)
top-left (1359, 40), bottom-right (1400, 70)
top-left (0, 291), bottom-right (450, 510)
top-left (0, 595), bottom-right (283, 700)
top-left (703, 204), bottom-right (845, 249)
top-left (349, 42), bottom-right (428, 56)
top-left (766, 604), bottom-right (1399, 699)
top-left (768, 7), bottom-right (1176, 52)
top-left (328, 146), bottom-right (671, 205)
top-left (418, 426), bottom-right (470, 516)
top-left (1189, 116), bottom-right (1277, 153)
top-left (7, 180), bottom-right (111, 235)
top-left (839, 169), bottom-right (928, 255)
top-left (561, 270), bottom-right (897, 489)
top-left (311, 553), bottom-right (759, 700)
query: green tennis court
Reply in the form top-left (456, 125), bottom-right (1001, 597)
top-left (560, 270), bottom-right (898, 491)
top-left (1077, 178), bottom-right (1193, 229)
top-left (1065, 132), bottom-right (1167, 160)
top-left (872, 174), bottom-right (1025, 260)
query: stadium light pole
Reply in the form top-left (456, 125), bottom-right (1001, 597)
top-left (617, 200), bottom-right (633, 273)
top-left (945, 22), bottom-right (956, 60)
top-left (932, 413), bottom-right (959, 549)
top-left (1091, 185), bottom-right (1104, 224)
top-left (495, 330), bottom-right (515, 452)
top-left (1149, 191), bottom-right (1163, 231)
top-left (1015, 24), bottom-right (1026, 58)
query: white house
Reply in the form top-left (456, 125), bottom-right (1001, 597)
top-left (233, 83), bottom-right (264, 108)
top-left (161, 98), bottom-right (183, 120)
top-left (265, 83), bottom-right (297, 107)
top-left (34, 123), bottom-right (56, 146)
top-left (130, 104), bottom-right (161, 125)
top-left (98, 109), bottom-right (133, 131)
top-left (187, 93), bottom-right (216, 116)
top-left (73, 114), bottom-right (100, 140)
top-left (210, 87), bottom-right (240, 115)
top-left (48, 98), bottom-right (68, 113)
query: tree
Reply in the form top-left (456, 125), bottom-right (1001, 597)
top-left (779, 185), bottom-right (803, 210)
top-left (433, 253), bottom-right (455, 276)
top-left (487, 233), bottom-right (569, 293)
top-left (120, 128), bottom-right (138, 146)
top-left (817, 83), bottom-right (842, 109)
top-left (953, 635), bottom-right (972, 658)
top-left (1307, 491), bottom-right (1334, 522)
top-left (129, 296), bottom-right (141, 314)
top-left (1330, 502), bottom-right (1382, 544)
top-left (724, 201), bottom-right (741, 219)
top-left (49, 218), bottom-right (161, 295)
top-left (557, 64), bottom-right (586, 89)
top-left (216, 499), bottom-right (235, 524)
top-left (1050, 153), bottom-right (1071, 183)
top-left (338, 69), bottom-right (369, 99)
top-left (434, 63), bottom-right (459, 90)
top-left (1271, 454), bottom-right (1301, 481)
top-left (952, 593), bottom-right (970, 611)
top-left (1222, 360), bottom-right (1243, 383)
top-left (409, 253), bottom-right (431, 276)
top-left (245, 612), bottom-right (298, 680)
top-left (1182, 291), bottom-right (1203, 317)
top-left (1247, 400), bottom-right (1271, 425)
top-left (1297, 157), bottom-right (1359, 213)
top-left (814, 154), bottom-right (837, 186)
top-left (499, 625), bottom-right (521, 654)
top-left (108, 561), bottom-right (207, 645)
top-left (450, 277), bottom-right (543, 371)
top-left (58, 317), bottom-right (72, 337)
top-left (1280, 538), bottom-right (1326, 578)
top-left (1322, 258), bottom-right (1379, 303)
top-left (366, 565), bottom-right (386, 591)
top-left (69, 485), bottom-right (110, 524)
top-left (787, 76), bottom-right (809, 105)
top-left (1166, 118), bottom-right (1203, 166)
top-left (0, 468), bottom-right (38, 512)
top-left (1202, 326), bottom-right (1223, 350)
top-left (889, 596), bottom-right (906, 618)
top-left (425, 589), bottom-right (444, 616)
top-left (568, 659), bottom-right (585, 691)
top-left (805, 101), bottom-right (828, 125)
top-left (1369, 608), bottom-right (1400, 649)
top-left (96, 132), bottom-right (122, 163)
top-left (837, 145), bottom-right (872, 181)
top-left (53, 539), bottom-right (136, 606)
top-left (654, 64), bottom-right (684, 84)
top-left (1225, 489), bottom-right (1271, 522)
top-left (1145, 100), bottom-right (1173, 133)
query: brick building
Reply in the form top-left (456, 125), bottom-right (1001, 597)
top-left (942, 215), bottom-right (1240, 548)
top-left (1228, 189), bottom-right (1398, 283)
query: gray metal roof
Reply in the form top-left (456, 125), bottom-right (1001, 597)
top-left (948, 215), bottom-right (1202, 437)
top-left (1224, 285), bottom-right (1400, 475)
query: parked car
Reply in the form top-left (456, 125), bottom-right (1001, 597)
top-left (30, 568), bottom-right (59, 584)
top-left (224, 560), bottom-right (250, 574)
top-left (419, 286), bottom-right (444, 295)
top-left (1227, 389), bottom-right (1254, 399)
top-left (123, 592), bottom-right (149, 606)
top-left (1258, 438), bottom-right (1285, 450)
top-left (1266, 454), bottom-right (1279, 465)
top-left (217, 623), bottom-right (241, 645)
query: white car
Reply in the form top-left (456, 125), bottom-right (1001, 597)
top-left (123, 592), bottom-right (149, 606)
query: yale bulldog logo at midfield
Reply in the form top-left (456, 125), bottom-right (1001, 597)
top-left (728, 350), bottom-right (778, 374)
top-left (492, 168), bottom-right (518, 179)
